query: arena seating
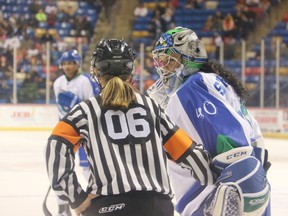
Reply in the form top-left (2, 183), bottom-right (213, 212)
top-left (0, 0), bottom-right (101, 103)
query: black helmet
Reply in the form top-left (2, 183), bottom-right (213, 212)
top-left (90, 38), bottom-right (136, 76)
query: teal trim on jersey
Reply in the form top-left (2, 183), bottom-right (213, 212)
top-left (244, 190), bottom-right (270, 213)
top-left (216, 134), bottom-right (238, 154)
top-left (183, 60), bottom-right (203, 69)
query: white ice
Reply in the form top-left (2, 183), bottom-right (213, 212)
top-left (0, 131), bottom-right (287, 216)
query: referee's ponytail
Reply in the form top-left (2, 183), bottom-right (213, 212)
top-left (100, 74), bottom-right (136, 109)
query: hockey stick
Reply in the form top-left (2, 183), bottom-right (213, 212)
top-left (43, 185), bottom-right (52, 216)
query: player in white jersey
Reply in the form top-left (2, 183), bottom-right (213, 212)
top-left (45, 39), bottom-right (214, 216)
top-left (147, 27), bottom-right (271, 216)
top-left (53, 49), bottom-right (99, 216)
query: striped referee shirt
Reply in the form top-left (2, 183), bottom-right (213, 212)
top-left (45, 93), bottom-right (211, 208)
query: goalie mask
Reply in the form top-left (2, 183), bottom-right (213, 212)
top-left (153, 26), bottom-right (208, 72)
top-left (148, 27), bottom-right (208, 108)
top-left (90, 38), bottom-right (136, 78)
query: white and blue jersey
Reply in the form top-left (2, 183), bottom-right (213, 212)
top-left (53, 72), bottom-right (100, 167)
top-left (166, 72), bottom-right (262, 157)
top-left (165, 71), bottom-right (266, 215)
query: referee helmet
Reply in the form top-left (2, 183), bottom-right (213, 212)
top-left (90, 39), bottom-right (136, 76)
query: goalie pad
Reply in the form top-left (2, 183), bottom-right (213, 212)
top-left (215, 156), bottom-right (270, 215)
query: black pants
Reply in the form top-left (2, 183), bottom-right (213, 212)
top-left (82, 191), bottom-right (174, 216)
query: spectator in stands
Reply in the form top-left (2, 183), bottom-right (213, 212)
top-left (56, 8), bottom-right (69, 23)
top-left (134, 2), bottom-right (148, 17)
top-left (47, 10), bottom-right (57, 28)
top-left (246, 0), bottom-right (260, 7)
top-left (85, 0), bottom-right (102, 10)
top-left (23, 23), bottom-right (35, 39)
top-left (1, 20), bottom-right (13, 37)
top-left (44, 0), bottom-right (57, 15)
top-left (29, 0), bottom-right (43, 15)
top-left (3, 33), bottom-right (21, 51)
top-left (0, 55), bottom-right (13, 102)
top-left (161, 7), bottom-right (175, 32)
top-left (260, 0), bottom-right (271, 16)
top-left (75, 16), bottom-right (93, 40)
top-left (18, 53), bottom-right (32, 74)
top-left (222, 13), bottom-right (236, 39)
top-left (40, 31), bottom-right (55, 44)
top-left (203, 15), bottom-right (214, 32)
top-left (184, 0), bottom-right (204, 9)
top-left (100, 0), bottom-right (116, 23)
top-left (0, 55), bottom-right (13, 82)
top-left (240, 5), bottom-right (257, 28)
top-left (8, 13), bottom-right (17, 28)
top-left (150, 9), bottom-right (164, 42)
top-left (234, 10), bottom-right (250, 39)
top-left (212, 11), bottom-right (223, 33)
top-left (27, 43), bottom-right (41, 59)
top-left (170, 0), bottom-right (180, 9)
top-left (153, 3), bottom-right (166, 17)
top-left (35, 9), bottom-right (47, 23)
top-left (55, 36), bottom-right (69, 52)
top-left (0, 24), bottom-right (7, 45)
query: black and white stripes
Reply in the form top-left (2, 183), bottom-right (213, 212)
top-left (176, 143), bottom-right (214, 185)
top-left (45, 93), bottom-right (177, 206)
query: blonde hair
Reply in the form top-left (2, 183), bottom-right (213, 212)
top-left (100, 75), bottom-right (136, 108)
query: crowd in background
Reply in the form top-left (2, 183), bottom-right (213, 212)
top-left (131, 0), bottom-right (277, 94)
top-left (0, 0), bottom-right (287, 107)
top-left (0, 0), bottom-right (101, 103)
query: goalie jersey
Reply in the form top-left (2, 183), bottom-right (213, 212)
top-left (165, 71), bottom-right (266, 214)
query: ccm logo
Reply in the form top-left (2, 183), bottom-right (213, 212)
top-left (99, 203), bottom-right (125, 213)
top-left (226, 151), bottom-right (247, 160)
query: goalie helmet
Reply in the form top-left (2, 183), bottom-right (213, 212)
top-left (152, 26), bottom-right (208, 71)
top-left (148, 27), bottom-right (208, 108)
top-left (59, 49), bottom-right (81, 67)
top-left (90, 38), bottom-right (136, 76)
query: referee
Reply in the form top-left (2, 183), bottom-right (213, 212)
top-left (45, 39), bottom-right (214, 216)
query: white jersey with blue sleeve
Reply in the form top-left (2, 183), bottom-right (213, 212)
top-left (165, 72), bottom-right (268, 215)
top-left (166, 72), bottom-right (259, 157)
top-left (53, 73), bottom-right (95, 119)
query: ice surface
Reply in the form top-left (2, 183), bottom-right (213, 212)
top-left (0, 131), bottom-right (287, 215)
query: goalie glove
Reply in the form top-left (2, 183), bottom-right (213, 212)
top-left (176, 142), bottom-right (215, 185)
top-left (57, 91), bottom-right (81, 115)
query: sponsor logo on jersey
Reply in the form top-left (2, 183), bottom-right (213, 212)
top-left (249, 198), bottom-right (266, 206)
top-left (99, 203), bottom-right (125, 213)
top-left (196, 101), bottom-right (217, 119)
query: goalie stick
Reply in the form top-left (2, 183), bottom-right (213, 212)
top-left (43, 186), bottom-right (52, 216)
